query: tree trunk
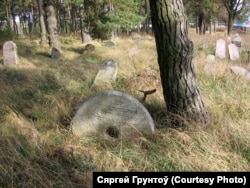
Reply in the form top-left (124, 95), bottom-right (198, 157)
top-left (45, 2), bottom-right (61, 51)
top-left (37, 0), bottom-right (47, 45)
top-left (149, 0), bottom-right (207, 123)
top-left (227, 13), bottom-right (233, 36)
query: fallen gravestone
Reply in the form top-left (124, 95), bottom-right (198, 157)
top-left (91, 59), bottom-right (118, 90)
top-left (215, 39), bottom-right (226, 59)
top-left (104, 40), bottom-right (115, 47)
top-left (204, 55), bottom-right (216, 74)
top-left (228, 44), bottom-right (240, 61)
top-left (231, 66), bottom-right (250, 80)
top-left (71, 90), bottom-right (155, 138)
top-left (3, 41), bottom-right (19, 65)
top-left (51, 47), bottom-right (61, 59)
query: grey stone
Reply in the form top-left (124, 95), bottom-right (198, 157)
top-left (3, 41), bottom-right (19, 65)
top-left (84, 44), bottom-right (95, 52)
top-left (231, 66), bottom-right (250, 80)
top-left (232, 33), bottom-right (243, 54)
top-left (215, 39), bottom-right (226, 59)
top-left (51, 47), bottom-right (61, 59)
top-left (71, 90), bottom-right (155, 138)
top-left (104, 40), bottom-right (115, 47)
top-left (91, 59), bottom-right (118, 90)
top-left (228, 44), bottom-right (240, 61)
top-left (204, 55), bottom-right (216, 74)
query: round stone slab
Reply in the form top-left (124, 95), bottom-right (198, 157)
top-left (71, 90), bottom-right (155, 138)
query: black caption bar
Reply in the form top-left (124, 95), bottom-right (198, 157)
top-left (93, 172), bottom-right (249, 188)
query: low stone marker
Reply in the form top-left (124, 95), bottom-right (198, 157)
top-left (71, 90), bottom-right (155, 138)
top-left (91, 59), bottom-right (118, 90)
top-left (228, 44), bottom-right (240, 61)
top-left (3, 41), bottom-right (19, 65)
top-left (84, 44), bottom-right (95, 52)
top-left (215, 39), bottom-right (226, 59)
top-left (204, 55), bottom-right (216, 74)
top-left (231, 66), bottom-right (250, 80)
top-left (104, 40), bottom-right (115, 47)
top-left (51, 47), bottom-right (61, 59)
top-left (232, 33), bottom-right (243, 54)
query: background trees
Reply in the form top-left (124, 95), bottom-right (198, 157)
top-left (223, 0), bottom-right (248, 35)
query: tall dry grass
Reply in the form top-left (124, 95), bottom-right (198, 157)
top-left (0, 29), bottom-right (249, 187)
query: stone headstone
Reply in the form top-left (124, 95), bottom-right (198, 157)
top-left (231, 66), bottom-right (250, 80)
top-left (228, 44), bottom-right (240, 61)
top-left (51, 47), bottom-right (61, 59)
top-left (84, 44), bottom-right (95, 52)
top-left (71, 90), bottom-right (155, 138)
top-left (204, 55), bottom-right (216, 74)
top-left (232, 33), bottom-right (243, 54)
top-left (3, 41), bottom-right (19, 65)
top-left (215, 39), bottom-right (226, 59)
top-left (91, 59), bottom-right (118, 90)
top-left (104, 40), bottom-right (115, 47)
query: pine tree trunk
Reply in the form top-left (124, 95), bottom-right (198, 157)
top-left (149, 0), bottom-right (207, 123)
top-left (45, 2), bottom-right (61, 51)
top-left (37, 0), bottom-right (47, 45)
top-left (227, 13), bottom-right (233, 36)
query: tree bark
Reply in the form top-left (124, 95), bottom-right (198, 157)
top-left (149, 0), bottom-right (207, 123)
top-left (44, 2), bottom-right (61, 51)
top-left (37, 0), bottom-right (47, 45)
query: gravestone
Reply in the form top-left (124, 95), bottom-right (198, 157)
top-left (84, 44), bottom-right (95, 52)
top-left (204, 55), bottom-right (216, 74)
top-left (232, 33), bottom-right (243, 54)
top-left (228, 44), bottom-right (240, 61)
top-left (3, 41), bottom-right (19, 65)
top-left (71, 90), bottom-right (155, 138)
top-left (91, 59), bottom-right (118, 90)
top-left (231, 66), bottom-right (250, 80)
top-left (215, 39), bottom-right (226, 59)
top-left (104, 40), bottom-right (115, 47)
top-left (51, 47), bottom-right (61, 59)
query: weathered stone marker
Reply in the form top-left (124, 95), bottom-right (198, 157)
top-left (231, 66), bottom-right (250, 80)
top-left (228, 44), bottom-right (240, 61)
top-left (91, 59), bottom-right (118, 90)
top-left (3, 41), bottom-right (19, 65)
top-left (215, 39), bottom-right (226, 59)
top-left (204, 55), bottom-right (216, 74)
top-left (71, 90), bottom-right (155, 138)
top-left (51, 47), bottom-right (61, 59)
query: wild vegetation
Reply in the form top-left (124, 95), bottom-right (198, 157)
top-left (0, 28), bottom-right (249, 187)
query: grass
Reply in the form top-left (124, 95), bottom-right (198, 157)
top-left (0, 29), bottom-right (249, 187)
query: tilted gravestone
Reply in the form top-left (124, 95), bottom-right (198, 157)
top-left (231, 66), bottom-right (250, 80)
top-left (51, 47), bottom-right (61, 59)
top-left (3, 41), bottom-right (19, 65)
top-left (232, 33), bottom-right (243, 54)
top-left (215, 39), bottom-right (226, 59)
top-left (91, 59), bottom-right (118, 91)
top-left (71, 90), bottom-right (155, 138)
top-left (228, 44), bottom-right (240, 61)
